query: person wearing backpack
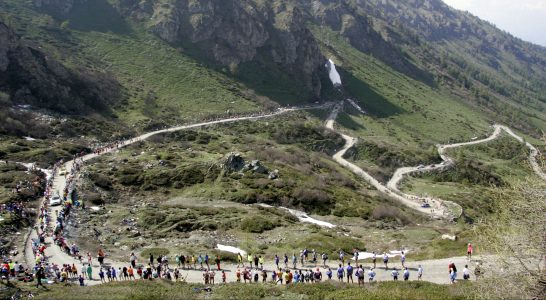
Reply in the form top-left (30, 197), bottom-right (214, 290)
top-left (346, 262), bottom-right (354, 283)
top-left (403, 267), bottom-right (410, 281)
top-left (356, 265), bottom-right (364, 286)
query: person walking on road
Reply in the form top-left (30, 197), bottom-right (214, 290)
top-left (130, 252), bottom-right (137, 268)
top-left (368, 268), bottom-right (376, 282)
top-left (417, 265), bottom-right (423, 280)
top-left (215, 255), bottom-right (221, 271)
top-left (391, 268), bottom-right (399, 281)
top-left (403, 267), bottom-right (410, 281)
top-left (346, 263), bottom-right (354, 284)
top-left (337, 264), bottom-right (344, 282)
top-left (86, 264), bottom-right (92, 280)
top-left (237, 253), bottom-right (243, 268)
top-left (463, 265), bottom-right (470, 280)
top-left (467, 243), bottom-right (473, 260)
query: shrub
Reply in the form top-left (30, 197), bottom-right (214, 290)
top-left (372, 205), bottom-right (412, 225)
top-left (89, 172), bottom-right (113, 190)
top-left (85, 192), bottom-right (104, 205)
top-left (240, 216), bottom-right (278, 233)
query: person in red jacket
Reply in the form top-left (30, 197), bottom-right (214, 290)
top-left (467, 243), bottom-right (473, 260)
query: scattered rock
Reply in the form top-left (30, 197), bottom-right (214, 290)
top-left (268, 169), bottom-right (279, 179)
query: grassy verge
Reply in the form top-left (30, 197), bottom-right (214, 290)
top-left (1, 278), bottom-right (476, 300)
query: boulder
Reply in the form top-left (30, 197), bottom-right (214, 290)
top-left (222, 152), bottom-right (245, 172)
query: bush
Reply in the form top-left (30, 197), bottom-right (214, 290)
top-left (240, 216), bottom-right (278, 233)
top-left (292, 187), bottom-right (333, 214)
top-left (89, 172), bottom-right (113, 190)
top-left (372, 205), bottom-right (412, 225)
top-left (85, 192), bottom-right (104, 205)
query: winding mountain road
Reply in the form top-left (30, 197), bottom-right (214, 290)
top-left (326, 102), bottom-right (451, 218)
top-left (18, 101), bottom-right (543, 286)
top-left (325, 101), bottom-right (545, 220)
top-left (387, 125), bottom-right (546, 198)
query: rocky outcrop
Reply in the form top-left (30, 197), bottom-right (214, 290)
top-left (117, 0), bottom-right (324, 97)
top-left (0, 21), bottom-right (123, 114)
top-left (223, 152), bottom-right (245, 172)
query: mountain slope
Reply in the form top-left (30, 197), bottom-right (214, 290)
top-left (0, 0), bottom-right (544, 141)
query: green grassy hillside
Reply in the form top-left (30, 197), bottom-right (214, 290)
top-left (1, 278), bottom-right (477, 300)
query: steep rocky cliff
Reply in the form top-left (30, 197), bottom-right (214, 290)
top-left (0, 21), bottom-right (123, 114)
top-left (116, 0), bottom-right (325, 97)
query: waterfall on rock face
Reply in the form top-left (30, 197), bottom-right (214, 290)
top-left (326, 59), bottom-right (342, 87)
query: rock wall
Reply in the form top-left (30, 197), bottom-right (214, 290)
top-left (118, 0), bottom-right (325, 97)
top-left (0, 21), bottom-right (122, 114)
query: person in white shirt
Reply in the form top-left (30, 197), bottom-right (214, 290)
top-left (368, 268), bottom-right (376, 282)
top-left (463, 264), bottom-right (470, 280)
top-left (417, 265), bottom-right (423, 280)
top-left (391, 268), bottom-right (399, 281)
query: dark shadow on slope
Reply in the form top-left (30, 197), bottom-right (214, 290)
top-left (67, 0), bottom-right (131, 34)
top-left (340, 69), bottom-right (405, 118)
top-left (235, 60), bottom-right (313, 106)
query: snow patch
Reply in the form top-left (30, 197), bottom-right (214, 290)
top-left (24, 136), bottom-right (36, 141)
top-left (216, 244), bottom-right (247, 256)
top-left (281, 207), bottom-right (336, 228)
top-left (326, 59), bottom-right (342, 87)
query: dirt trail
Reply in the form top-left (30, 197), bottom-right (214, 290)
top-left (327, 101), bottom-right (545, 220)
top-left (326, 102), bottom-right (449, 218)
top-left (387, 125), bottom-right (546, 199)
